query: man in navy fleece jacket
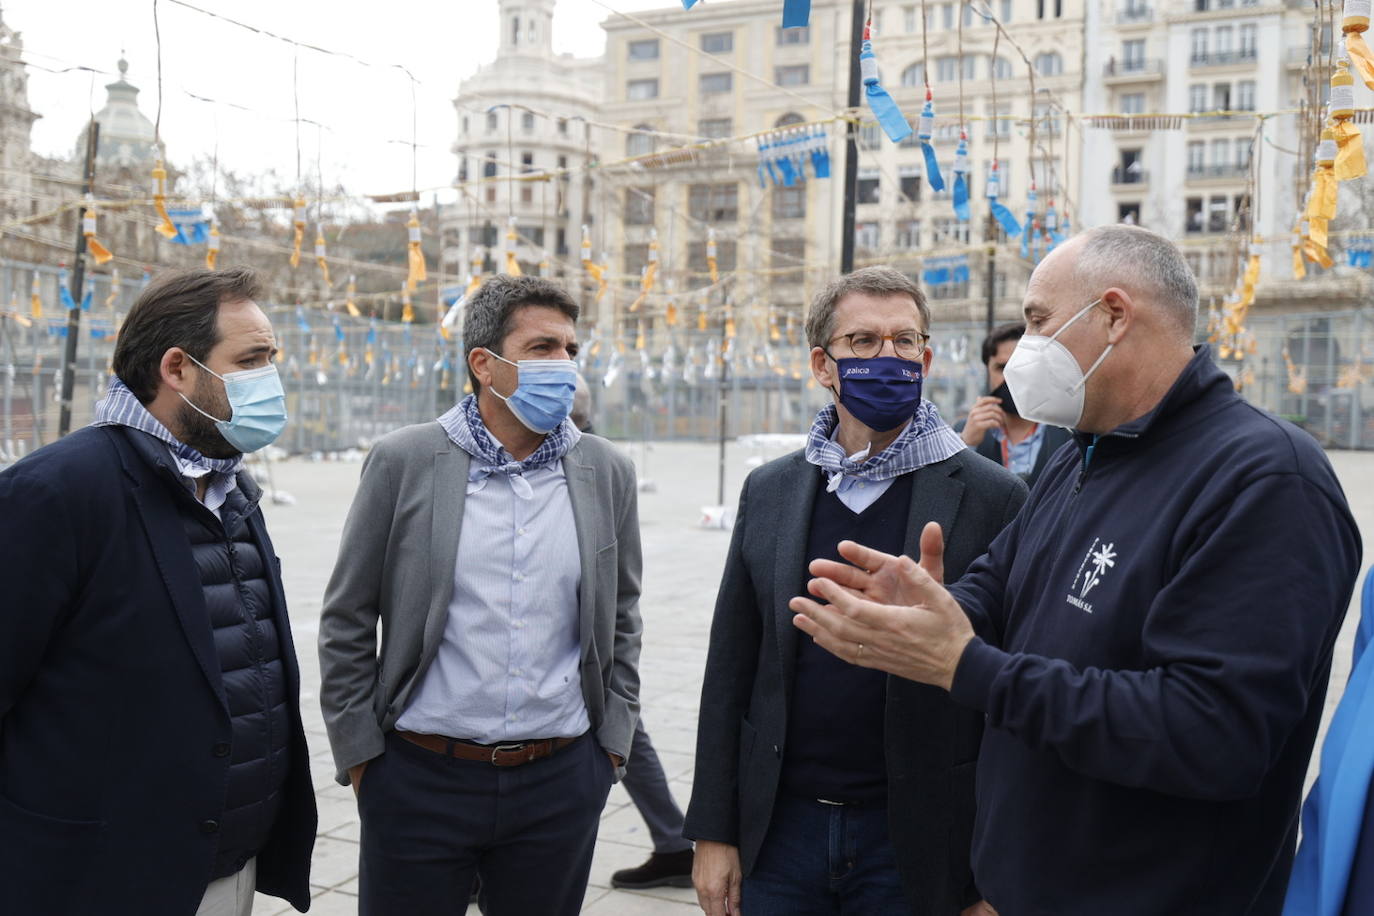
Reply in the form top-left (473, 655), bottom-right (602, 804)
top-left (790, 225), bottom-right (1362, 915)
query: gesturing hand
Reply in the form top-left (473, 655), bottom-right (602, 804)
top-left (789, 523), bottom-right (973, 691)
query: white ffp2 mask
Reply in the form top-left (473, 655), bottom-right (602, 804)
top-left (1003, 300), bottom-right (1113, 429)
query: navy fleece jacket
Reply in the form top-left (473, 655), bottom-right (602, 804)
top-left (947, 346), bottom-right (1362, 916)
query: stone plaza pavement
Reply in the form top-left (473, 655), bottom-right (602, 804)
top-left (249, 441), bottom-right (1374, 916)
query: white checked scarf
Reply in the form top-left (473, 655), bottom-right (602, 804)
top-left (436, 394), bottom-right (580, 500)
top-left (804, 400), bottom-right (965, 494)
top-left (92, 376), bottom-right (243, 477)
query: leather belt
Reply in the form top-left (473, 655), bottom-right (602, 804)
top-left (396, 730), bottom-right (580, 767)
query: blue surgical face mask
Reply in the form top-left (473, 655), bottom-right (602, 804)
top-left (485, 350), bottom-right (578, 434)
top-left (179, 353), bottom-right (288, 454)
top-left (831, 355), bottom-right (925, 432)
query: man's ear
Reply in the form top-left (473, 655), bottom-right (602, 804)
top-left (1101, 288), bottom-right (1132, 346)
top-left (468, 347), bottom-right (494, 390)
top-left (160, 347), bottom-right (195, 395)
top-left (810, 346), bottom-right (835, 390)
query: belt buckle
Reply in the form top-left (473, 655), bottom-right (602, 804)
top-left (491, 742), bottom-right (528, 766)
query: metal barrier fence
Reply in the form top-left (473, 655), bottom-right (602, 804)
top-left (2, 256), bottom-right (1371, 459)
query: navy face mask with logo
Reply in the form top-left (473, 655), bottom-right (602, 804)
top-left (833, 356), bottom-right (925, 432)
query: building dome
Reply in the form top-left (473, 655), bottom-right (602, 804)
top-left (76, 57), bottom-right (158, 170)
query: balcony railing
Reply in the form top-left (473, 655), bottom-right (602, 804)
top-left (1190, 49), bottom-right (1259, 67)
top-left (1117, 5), bottom-right (1153, 22)
top-left (1112, 166), bottom-right (1149, 184)
top-left (1104, 58), bottom-right (1163, 79)
top-left (1187, 163), bottom-right (1250, 180)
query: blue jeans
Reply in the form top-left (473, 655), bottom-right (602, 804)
top-left (742, 794), bottom-right (910, 916)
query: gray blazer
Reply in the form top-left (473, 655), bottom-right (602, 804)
top-left (317, 421), bottom-right (642, 785)
top-left (683, 448), bottom-right (1026, 916)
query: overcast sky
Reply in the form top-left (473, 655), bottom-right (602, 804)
top-left (5, 0), bottom-right (677, 200)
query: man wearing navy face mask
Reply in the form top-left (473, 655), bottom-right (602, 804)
top-left (687, 266), bottom-right (1026, 916)
top-left (0, 267), bottom-right (317, 915)
top-left (319, 274), bottom-right (642, 915)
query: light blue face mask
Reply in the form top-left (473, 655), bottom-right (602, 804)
top-left (485, 350), bottom-right (578, 434)
top-left (179, 353), bottom-right (288, 454)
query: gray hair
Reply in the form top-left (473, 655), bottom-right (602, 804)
top-left (463, 274), bottom-right (579, 392)
top-left (1073, 225), bottom-right (1198, 337)
top-left (805, 266), bottom-right (931, 350)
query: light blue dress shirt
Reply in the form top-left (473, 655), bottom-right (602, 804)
top-left (395, 460), bottom-right (589, 743)
top-left (992, 423), bottom-right (1047, 478)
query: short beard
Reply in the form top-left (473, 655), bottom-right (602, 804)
top-left (174, 373), bottom-right (240, 460)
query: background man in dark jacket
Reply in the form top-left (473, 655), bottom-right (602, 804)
top-left (686, 267), bottom-right (1025, 916)
top-left (794, 226), bottom-right (1362, 916)
top-left (957, 321), bottom-right (1073, 487)
top-left (0, 267), bottom-right (316, 915)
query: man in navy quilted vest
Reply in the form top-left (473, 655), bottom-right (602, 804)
top-left (0, 267), bottom-right (317, 915)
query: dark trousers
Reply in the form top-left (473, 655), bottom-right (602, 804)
top-left (359, 730), bottom-right (613, 916)
top-left (621, 721), bottom-right (691, 854)
top-left (742, 794), bottom-right (909, 916)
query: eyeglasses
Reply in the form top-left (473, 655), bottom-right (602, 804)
top-left (827, 330), bottom-right (930, 360)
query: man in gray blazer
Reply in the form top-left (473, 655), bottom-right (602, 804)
top-left (318, 275), bottom-right (642, 916)
top-left (686, 267), bottom-right (1025, 916)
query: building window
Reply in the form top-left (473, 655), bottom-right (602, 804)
top-left (699, 117), bottom-right (734, 138)
top-left (557, 118), bottom-right (568, 135)
top-left (1035, 52), bottom-right (1062, 76)
top-left (896, 219), bottom-right (921, 248)
top-left (1237, 80), bottom-right (1256, 111)
top-left (520, 152), bottom-right (534, 173)
top-left (902, 62), bottom-right (925, 87)
top-left (458, 157), bottom-right (468, 182)
top-left (1001, 0), bottom-right (1013, 21)
top-left (1209, 195), bottom-right (1229, 232)
top-left (1120, 92), bottom-right (1146, 114)
top-left (700, 72), bottom-right (733, 94)
top-left (462, 116), bottom-right (470, 134)
top-left (1186, 197), bottom-right (1204, 233)
top-left (932, 217), bottom-right (971, 244)
top-left (936, 55), bottom-right (976, 81)
top-left (625, 187), bottom-right (655, 225)
top-left (775, 64), bottom-right (810, 86)
top-left (483, 152), bottom-right (498, 178)
top-left (1239, 23), bottom-right (1258, 57)
top-left (776, 112), bottom-right (806, 128)
top-left (777, 26), bottom-right (810, 44)
top-left (855, 221), bottom-right (880, 253)
top-left (771, 237), bottom-right (807, 283)
top-left (628, 39), bottom-right (659, 60)
top-left (1211, 138), bottom-right (1231, 168)
top-left (857, 171), bottom-right (881, 204)
top-left (627, 79), bottom-right (659, 100)
top-left (689, 182), bottom-right (739, 222)
top-left (520, 185), bottom-right (533, 204)
top-left (1035, 101), bottom-right (1061, 135)
top-left (985, 104), bottom-right (1011, 139)
top-left (991, 56), bottom-right (1013, 79)
top-left (1114, 148), bottom-right (1144, 183)
top-left (1123, 39), bottom-right (1146, 69)
top-left (1237, 138), bottom-right (1252, 168)
top-left (1190, 28), bottom-right (1208, 63)
top-left (623, 244), bottom-right (650, 287)
top-left (1118, 202), bottom-right (1141, 224)
top-left (701, 31), bottom-right (733, 53)
top-left (943, 3), bottom-right (955, 28)
top-left (899, 168), bottom-right (922, 201)
top-left (1187, 141), bottom-right (1205, 174)
top-left (1215, 25), bottom-right (1234, 57)
top-left (627, 125), bottom-right (655, 157)
top-left (481, 222), bottom-right (498, 248)
top-left (689, 239), bottom-right (736, 273)
top-left (1213, 82), bottom-right (1231, 111)
top-left (1188, 83), bottom-right (1207, 113)
top-left (557, 155), bottom-right (568, 170)
top-left (859, 124), bottom-right (882, 147)
top-left (511, 16), bottom-right (521, 45)
top-left (522, 111), bottom-right (535, 132)
top-left (556, 227), bottom-right (568, 255)
top-left (773, 184), bottom-right (807, 220)
top-left (487, 111), bottom-right (499, 132)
